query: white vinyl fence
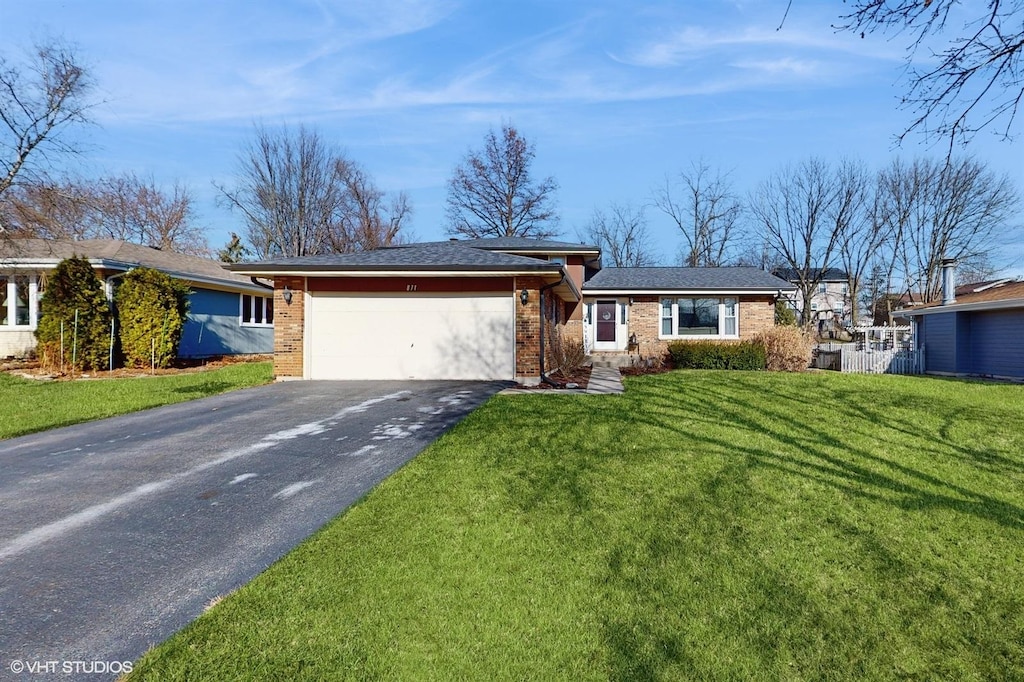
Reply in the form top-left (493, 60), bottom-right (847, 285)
top-left (816, 326), bottom-right (922, 375)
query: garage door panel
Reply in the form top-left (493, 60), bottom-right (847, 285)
top-left (309, 293), bottom-right (514, 380)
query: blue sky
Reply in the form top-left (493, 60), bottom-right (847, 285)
top-left (3, 0), bottom-right (1022, 274)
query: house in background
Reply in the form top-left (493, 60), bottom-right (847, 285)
top-left (0, 239), bottom-right (274, 359)
top-left (228, 237), bottom-right (795, 383)
top-left (903, 266), bottom-right (1024, 380)
top-left (773, 267), bottom-right (854, 326)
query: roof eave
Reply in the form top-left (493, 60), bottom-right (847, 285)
top-left (228, 265), bottom-right (562, 277)
top-left (902, 298), bottom-right (1024, 315)
top-left (582, 287), bottom-right (795, 296)
top-left (1, 257), bottom-right (265, 292)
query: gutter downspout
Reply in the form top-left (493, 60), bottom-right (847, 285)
top-left (539, 271), bottom-right (567, 387)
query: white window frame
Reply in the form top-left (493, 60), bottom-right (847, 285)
top-left (658, 297), bottom-right (739, 339)
top-left (240, 293), bottom-right (274, 327)
top-left (1, 274), bottom-right (39, 329)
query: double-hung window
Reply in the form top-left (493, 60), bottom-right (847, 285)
top-left (240, 294), bottom-right (274, 327)
top-left (659, 297), bottom-right (738, 338)
top-left (1, 275), bottom-right (38, 328)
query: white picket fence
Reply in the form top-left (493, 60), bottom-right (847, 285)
top-left (815, 342), bottom-right (923, 375)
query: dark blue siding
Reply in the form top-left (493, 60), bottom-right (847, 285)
top-left (966, 309), bottom-right (1024, 378)
top-left (178, 288), bottom-right (273, 357)
top-left (922, 312), bottom-right (958, 373)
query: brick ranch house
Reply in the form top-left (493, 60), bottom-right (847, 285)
top-left (228, 237), bottom-right (795, 383)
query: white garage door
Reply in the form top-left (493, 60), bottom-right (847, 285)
top-left (308, 292), bottom-right (515, 380)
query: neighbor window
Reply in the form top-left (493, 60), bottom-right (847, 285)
top-left (659, 297), bottom-right (738, 337)
top-left (1, 275), bottom-right (38, 328)
top-left (241, 294), bottom-right (273, 327)
top-left (818, 283), bottom-right (828, 294)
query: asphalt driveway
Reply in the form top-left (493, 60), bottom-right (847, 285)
top-left (0, 379), bottom-right (505, 681)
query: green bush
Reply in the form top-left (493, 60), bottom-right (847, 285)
top-left (35, 256), bottom-right (112, 371)
top-left (115, 267), bottom-right (190, 368)
top-left (775, 300), bottom-right (798, 326)
top-left (667, 340), bottom-right (766, 370)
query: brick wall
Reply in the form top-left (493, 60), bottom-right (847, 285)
top-left (604, 295), bottom-right (779, 359)
top-left (273, 276), bottom-right (305, 378)
top-left (738, 296), bottom-right (776, 338)
top-left (514, 276), bottom-right (544, 384)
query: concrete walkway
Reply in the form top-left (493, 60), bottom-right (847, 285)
top-left (500, 366), bottom-right (625, 395)
top-left (586, 366), bottom-right (625, 394)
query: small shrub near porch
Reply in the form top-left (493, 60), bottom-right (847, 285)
top-left (754, 325), bottom-right (815, 372)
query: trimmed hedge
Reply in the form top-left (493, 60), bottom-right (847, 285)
top-left (667, 340), bottom-right (766, 370)
top-left (35, 256), bottom-right (112, 371)
top-left (115, 267), bottom-right (190, 368)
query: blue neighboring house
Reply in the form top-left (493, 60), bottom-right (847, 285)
top-left (904, 279), bottom-right (1024, 380)
top-left (0, 238), bottom-right (273, 359)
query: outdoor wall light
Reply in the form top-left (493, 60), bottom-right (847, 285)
top-left (282, 285), bottom-right (293, 305)
top-left (520, 288), bottom-right (529, 306)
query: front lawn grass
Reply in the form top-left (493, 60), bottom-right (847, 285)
top-left (129, 371), bottom-right (1024, 681)
top-left (0, 361), bottom-right (273, 439)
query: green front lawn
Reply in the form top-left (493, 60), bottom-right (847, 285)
top-left (0, 361), bottom-right (273, 439)
top-left (130, 371), bottom-right (1024, 681)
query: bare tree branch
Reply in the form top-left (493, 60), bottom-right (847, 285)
top-left (835, 0), bottom-right (1024, 149)
top-left (654, 159), bottom-right (742, 267)
top-left (0, 39), bottom-right (96, 209)
top-left (581, 202), bottom-right (656, 267)
top-left (0, 173), bottom-right (210, 255)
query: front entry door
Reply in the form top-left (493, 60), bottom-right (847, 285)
top-left (594, 300), bottom-right (617, 350)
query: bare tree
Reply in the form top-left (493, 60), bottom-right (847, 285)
top-left (835, 0), bottom-right (1024, 149)
top-left (91, 174), bottom-right (208, 254)
top-left (876, 156), bottom-right (1019, 302)
top-left (0, 179), bottom-right (90, 239)
top-left (445, 124), bottom-right (559, 239)
top-left (218, 124), bottom-right (340, 259)
top-left (654, 160), bottom-right (742, 267)
top-left (218, 124), bottom-right (409, 259)
top-left (1, 173), bottom-right (209, 255)
top-left (581, 202), bottom-right (656, 267)
top-left (0, 39), bottom-right (95, 208)
top-left (834, 160), bottom-right (884, 325)
top-left (749, 158), bottom-right (849, 325)
top-left (331, 160), bottom-right (410, 253)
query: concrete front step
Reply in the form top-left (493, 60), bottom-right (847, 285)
top-left (589, 353), bottom-right (640, 368)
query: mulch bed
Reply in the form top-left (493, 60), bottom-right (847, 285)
top-left (2, 354), bottom-right (272, 381)
top-left (515, 365), bottom-right (592, 390)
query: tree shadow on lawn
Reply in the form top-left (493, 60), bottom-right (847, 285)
top-left (621, 373), bottom-right (1024, 532)
top-left (168, 380), bottom-right (235, 398)
top-left (489, 374), bottom-right (1024, 677)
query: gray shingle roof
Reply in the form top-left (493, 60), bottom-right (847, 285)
top-left (772, 267), bottom-right (849, 282)
top-left (584, 267), bottom-right (795, 291)
top-left (0, 238), bottom-right (260, 289)
top-left (397, 237), bottom-right (600, 253)
top-left (231, 243), bottom-right (563, 272)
